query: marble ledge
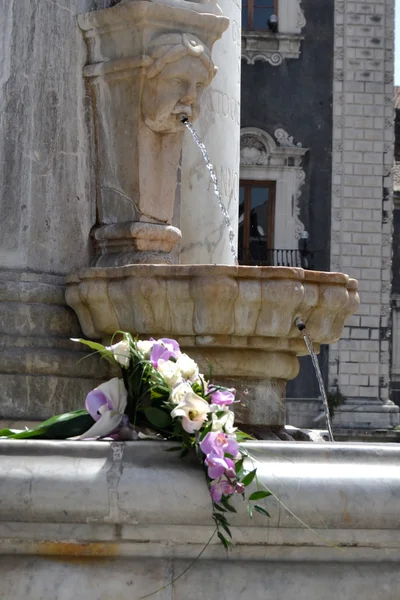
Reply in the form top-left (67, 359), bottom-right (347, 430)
top-left (1, 440), bottom-right (400, 561)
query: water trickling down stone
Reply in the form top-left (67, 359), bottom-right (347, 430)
top-left (296, 318), bottom-right (334, 442)
top-left (183, 119), bottom-right (238, 265)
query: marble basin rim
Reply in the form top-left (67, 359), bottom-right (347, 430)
top-left (65, 263), bottom-right (359, 354)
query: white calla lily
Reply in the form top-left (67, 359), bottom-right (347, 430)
top-left (171, 391), bottom-right (210, 433)
top-left (79, 378), bottom-right (128, 439)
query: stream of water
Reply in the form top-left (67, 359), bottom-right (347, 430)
top-left (183, 120), bottom-right (238, 265)
top-left (296, 319), bottom-right (334, 442)
top-left (183, 118), bottom-right (333, 440)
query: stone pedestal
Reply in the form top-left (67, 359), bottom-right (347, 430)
top-left (179, 0), bottom-right (241, 265)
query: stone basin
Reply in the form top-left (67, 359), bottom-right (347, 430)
top-left (66, 265), bottom-right (359, 429)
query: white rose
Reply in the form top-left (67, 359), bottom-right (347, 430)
top-left (176, 353), bottom-right (199, 381)
top-left (211, 409), bottom-right (236, 434)
top-left (171, 391), bottom-right (210, 433)
top-left (170, 382), bottom-right (193, 405)
top-left (157, 359), bottom-right (183, 388)
top-left (108, 340), bottom-right (130, 368)
top-left (137, 340), bottom-right (154, 358)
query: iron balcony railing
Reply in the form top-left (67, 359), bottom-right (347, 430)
top-left (239, 248), bottom-right (309, 268)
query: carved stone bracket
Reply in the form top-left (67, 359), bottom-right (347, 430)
top-left (78, 0), bottom-right (228, 266)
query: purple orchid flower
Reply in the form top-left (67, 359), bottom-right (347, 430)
top-left (159, 338), bottom-right (180, 354)
top-left (235, 482), bottom-right (245, 494)
top-left (209, 479), bottom-right (234, 503)
top-left (200, 431), bottom-right (239, 459)
top-left (149, 338), bottom-right (181, 368)
top-left (209, 388), bottom-right (235, 406)
top-left (205, 453), bottom-right (235, 480)
top-left (85, 389), bottom-right (113, 421)
top-left (79, 378), bottom-right (128, 440)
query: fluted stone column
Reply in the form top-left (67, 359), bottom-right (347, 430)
top-left (179, 0), bottom-right (241, 265)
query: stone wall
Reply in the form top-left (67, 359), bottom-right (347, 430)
top-left (328, 0), bottom-right (397, 428)
top-left (240, 0), bottom-right (335, 404)
top-left (0, 1), bottom-right (116, 419)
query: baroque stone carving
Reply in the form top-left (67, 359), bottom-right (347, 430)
top-left (78, 1), bottom-right (229, 266)
top-left (141, 34), bottom-right (217, 134)
top-left (240, 135), bottom-right (269, 165)
top-left (274, 128), bottom-right (302, 148)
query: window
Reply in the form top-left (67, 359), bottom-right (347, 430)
top-left (240, 127), bottom-right (309, 266)
top-left (242, 0), bottom-right (277, 30)
top-left (241, 0), bottom-right (306, 65)
top-left (239, 180), bottom-right (275, 264)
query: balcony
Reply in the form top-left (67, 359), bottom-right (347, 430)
top-left (239, 248), bottom-right (324, 269)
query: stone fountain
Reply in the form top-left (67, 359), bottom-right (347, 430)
top-left (64, 0), bottom-right (359, 436)
top-left (1, 1), bottom-right (400, 598)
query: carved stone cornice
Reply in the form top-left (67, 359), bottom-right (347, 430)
top-left (242, 31), bottom-right (305, 65)
top-left (240, 127), bottom-right (308, 168)
top-left (241, 0), bottom-right (306, 65)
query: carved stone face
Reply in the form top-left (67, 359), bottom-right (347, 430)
top-left (142, 55), bottom-right (210, 134)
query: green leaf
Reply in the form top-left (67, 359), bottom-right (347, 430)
top-left (235, 458), bottom-right (244, 474)
top-left (213, 504), bottom-right (227, 513)
top-left (219, 520), bottom-right (232, 538)
top-left (221, 499), bottom-right (237, 513)
top-left (0, 428), bottom-right (18, 437)
top-left (0, 411), bottom-right (95, 440)
top-left (241, 468), bottom-right (257, 487)
top-left (254, 505), bottom-right (271, 518)
top-left (144, 407), bottom-right (172, 429)
top-left (249, 491), bottom-right (272, 501)
top-left (199, 421), bottom-right (213, 441)
top-left (41, 413), bottom-right (95, 439)
top-left (247, 504), bottom-right (253, 518)
top-left (235, 430), bottom-right (255, 442)
top-left (217, 532), bottom-right (231, 549)
top-left (213, 513), bottom-right (227, 524)
top-left (72, 338), bottom-right (113, 355)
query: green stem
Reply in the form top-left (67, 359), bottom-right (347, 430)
top-left (137, 527), bottom-right (218, 600)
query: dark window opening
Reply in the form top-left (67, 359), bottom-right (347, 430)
top-left (239, 180), bottom-right (276, 264)
top-left (242, 0), bottom-right (277, 30)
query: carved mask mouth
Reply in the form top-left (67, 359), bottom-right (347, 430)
top-left (172, 104), bottom-right (193, 118)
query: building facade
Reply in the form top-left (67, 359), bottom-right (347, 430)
top-left (240, 0), bottom-right (399, 429)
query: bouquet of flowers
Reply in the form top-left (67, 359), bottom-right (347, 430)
top-left (0, 333), bottom-right (271, 546)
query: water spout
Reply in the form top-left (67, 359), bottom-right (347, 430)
top-left (182, 119), bottom-right (238, 265)
top-left (295, 317), bottom-right (334, 442)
